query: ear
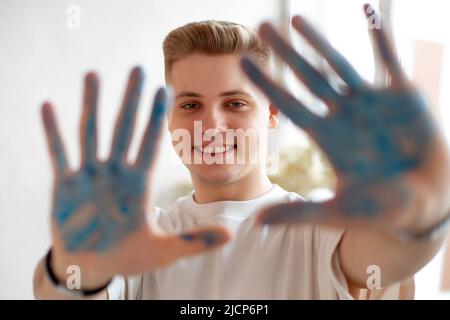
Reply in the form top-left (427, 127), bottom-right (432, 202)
top-left (269, 103), bottom-right (280, 129)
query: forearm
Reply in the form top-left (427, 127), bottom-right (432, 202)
top-left (339, 227), bottom-right (446, 288)
top-left (33, 256), bottom-right (108, 300)
top-left (405, 135), bottom-right (450, 235)
top-left (339, 134), bottom-right (450, 289)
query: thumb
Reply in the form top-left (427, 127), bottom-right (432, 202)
top-left (153, 224), bottom-right (232, 266)
top-left (256, 200), bottom-right (340, 226)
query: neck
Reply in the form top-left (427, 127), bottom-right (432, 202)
top-left (191, 168), bottom-right (273, 203)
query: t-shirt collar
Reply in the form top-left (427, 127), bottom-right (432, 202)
top-left (180, 184), bottom-right (287, 221)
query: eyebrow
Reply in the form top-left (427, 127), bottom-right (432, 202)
top-left (175, 90), bottom-right (253, 99)
top-left (175, 91), bottom-right (202, 99)
top-left (220, 90), bottom-right (252, 98)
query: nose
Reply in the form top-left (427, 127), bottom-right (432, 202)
top-left (201, 105), bottom-right (228, 135)
top-left (195, 105), bottom-right (229, 148)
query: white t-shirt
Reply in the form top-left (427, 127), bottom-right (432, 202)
top-left (107, 184), bottom-right (358, 299)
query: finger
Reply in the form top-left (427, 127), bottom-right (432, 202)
top-left (256, 198), bottom-right (379, 229)
top-left (80, 72), bottom-right (99, 167)
top-left (259, 22), bottom-right (340, 102)
top-left (291, 15), bottom-right (364, 89)
top-left (256, 200), bottom-right (346, 229)
top-left (240, 57), bottom-right (321, 131)
top-left (151, 224), bottom-right (232, 267)
top-left (135, 87), bottom-right (170, 170)
top-left (109, 66), bottom-right (144, 163)
top-left (41, 102), bottom-right (69, 176)
top-left (363, 4), bottom-right (405, 85)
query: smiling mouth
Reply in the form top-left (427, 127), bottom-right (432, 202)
top-left (193, 144), bottom-right (237, 156)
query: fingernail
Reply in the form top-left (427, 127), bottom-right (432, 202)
top-left (240, 57), bottom-right (260, 79)
top-left (132, 65), bottom-right (144, 76)
top-left (180, 233), bottom-right (196, 242)
top-left (199, 232), bottom-right (220, 247)
top-left (259, 22), bottom-right (273, 35)
top-left (155, 87), bottom-right (173, 115)
top-left (259, 213), bottom-right (281, 225)
top-left (180, 231), bottom-right (220, 247)
top-left (85, 71), bottom-right (99, 84)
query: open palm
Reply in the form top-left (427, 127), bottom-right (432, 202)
top-left (42, 67), bottom-right (230, 280)
top-left (241, 5), bottom-right (439, 232)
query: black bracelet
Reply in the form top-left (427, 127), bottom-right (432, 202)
top-left (44, 248), bottom-right (112, 297)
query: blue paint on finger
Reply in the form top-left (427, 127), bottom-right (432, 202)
top-left (180, 231), bottom-right (220, 247)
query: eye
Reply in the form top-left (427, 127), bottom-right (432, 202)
top-left (225, 101), bottom-right (247, 109)
top-left (180, 102), bottom-right (200, 110)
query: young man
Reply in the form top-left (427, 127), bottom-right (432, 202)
top-left (33, 7), bottom-right (450, 299)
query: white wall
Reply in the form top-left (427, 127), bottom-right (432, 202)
top-left (0, 0), bottom-right (277, 299)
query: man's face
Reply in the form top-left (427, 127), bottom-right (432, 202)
top-left (167, 53), bottom-right (274, 185)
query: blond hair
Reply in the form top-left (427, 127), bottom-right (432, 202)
top-left (163, 20), bottom-right (269, 81)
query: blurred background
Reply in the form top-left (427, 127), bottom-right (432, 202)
top-left (0, 0), bottom-right (449, 299)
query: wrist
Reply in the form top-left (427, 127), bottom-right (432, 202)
top-left (48, 248), bottom-right (113, 295)
top-left (393, 207), bottom-right (450, 242)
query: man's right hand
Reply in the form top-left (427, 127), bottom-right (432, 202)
top-left (39, 67), bottom-right (231, 292)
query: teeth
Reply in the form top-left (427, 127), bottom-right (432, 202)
top-left (195, 145), bottom-right (233, 154)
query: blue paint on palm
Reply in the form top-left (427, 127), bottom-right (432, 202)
top-left (54, 163), bottom-right (147, 252)
top-left (314, 90), bottom-right (434, 182)
top-left (45, 68), bottom-right (170, 252)
top-left (296, 90), bottom-right (433, 217)
top-left (240, 14), bottom-right (438, 220)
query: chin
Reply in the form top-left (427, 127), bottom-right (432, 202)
top-left (191, 164), bottom-right (245, 185)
